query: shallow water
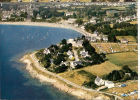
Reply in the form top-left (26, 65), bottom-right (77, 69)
top-left (0, 25), bottom-right (81, 100)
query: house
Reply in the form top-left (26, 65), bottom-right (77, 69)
top-left (66, 18), bottom-right (76, 24)
top-left (91, 37), bottom-right (97, 42)
top-left (93, 30), bottom-right (99, 36)
top-left (67, 39), bottom-right (75, 44)
top-left (65, 12), bottom-right (73, 16)
top-left (96, 36), bottom-right (102, 41)
top-left (67, 50), bottom-right (73, 56)
top-left (102, 35), bottom-right (108, 42)
top-left (67, 50), bottom-right (75, 60)
top-left (76, 40), bottom-right (83, 47)
top-left (70, 61), bottom-right (82, 69)
top-left (36, 14), bottom-right (41, 19)
top-left (105, 81), bottom-right (114, 88)
top-left (85, 36), bottom-right (91, 41)
top-left (60, 61), bottom-right (68, 66)
top-left (95, 76), bottom-right (105, 86)
top-left (80, 49), bottom-right (89, 57)
top-left (43, 48), bottom-right (50, 54)
top-left (121, 39), bottom-right (128, 44)
top-left (89, 17), bottom-right (96, 24)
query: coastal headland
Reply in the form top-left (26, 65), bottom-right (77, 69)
top-left (0, 22), bottom-right (125, 100)
top-left (20, 52), bottom-right (122, 100)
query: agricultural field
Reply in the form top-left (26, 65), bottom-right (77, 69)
top-left (106, 52), bottom-right (138, 72)
top-left (91, 43), bottom-right (137, 54)
top-left (116, 36), bottom-right (137, 43)
top-left (59, 61), bottom-right (120, 85)
top-left (101, 6), bottom-right (126, 11)
top-left (129, 21), bottom-right (138, 24)
top-left (59, 51), bottom-right (137, 86)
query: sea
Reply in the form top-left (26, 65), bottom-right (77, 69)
top-left (0, 24), bottom-right (82, 100)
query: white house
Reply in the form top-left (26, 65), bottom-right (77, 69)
top-left (80, 49), bottom-right (89, 57)
top-left (65, 12), bottom-right (73, 16)
top-left (66, 18), bottom-right (76, 24)
top-left (67, 50), bottom-right (73, 56)
top-left (91, 37), bottom-right (97, 42)
top-left (89, 17), bottom-right (97, 24)
top-left (105, 81), bottom-right (114, 88)
top-left (70, 61), bottom-right (82, 69)
top-left (36, 14), bottom-right (41, 20)
top-left (95, 76), bottom-right (105, 86)
top-left (43, 48), bottom-right (50, 54)
top-left (102, 35), bottom-right (108, 42)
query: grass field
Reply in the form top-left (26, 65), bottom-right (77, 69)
top-left (116, 36), bottom-right (137, 43)
top-left (129, 21), bottom-right (138, 24)
top-left (59, 51), bottom-right (137, 87)
top-left (59, 61), bottom-right (121, 85)
top-left (106, 52), bottom-right (138, 72)
top-left (91, 43), bottom-right (137, 54)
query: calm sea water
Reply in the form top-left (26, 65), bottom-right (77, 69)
top-left (0, 25), bottom-right (81, 100)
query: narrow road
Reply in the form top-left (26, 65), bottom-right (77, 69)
top-left (73, 49), bottom-right (79, 61)
top-left (30, 52), bottom-right (123, 100)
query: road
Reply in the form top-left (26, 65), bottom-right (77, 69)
top-left (30, 52), bottom-right (123, 100)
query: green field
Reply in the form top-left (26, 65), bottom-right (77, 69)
top-left (107, 52), bottom-right (138, 72)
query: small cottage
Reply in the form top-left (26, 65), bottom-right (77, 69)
top-left (95, 76), bottom-right (105, 86)
top-left (43, 48), bottom-right (50, 54)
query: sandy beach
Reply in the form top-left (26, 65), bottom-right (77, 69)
top-left (20, 53), bottom-right (112, 100)
top-left (0, 22), bottom-right (90, 36)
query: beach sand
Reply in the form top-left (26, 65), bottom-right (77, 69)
top-left (0, 22), bottom-right (90, 36)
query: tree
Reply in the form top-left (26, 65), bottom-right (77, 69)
top-left (108, 33), bottom-right (117, 42)
top-left (54, 64), bottom-right (68, 73)
top-left (61, 39), bottom-right (67, 45)
top-left (75, 18), bottom-right (83, 26)
top-left (122, 65), bottom-right (132, 73)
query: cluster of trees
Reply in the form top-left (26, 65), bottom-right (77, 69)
top-left (75, 18), bottom-right (83, 26)
top-left (84, 23), bottom-right (97, 33)
top-left (78, 70), bottom-right (98, 89)
top-left (103, 65), bottom-right (138, 82)
top-left (32, 7), bottom-right (64, 20)
top-left (54, 64), bottom-right (68, 73)
top-left (82, 39), bottom-right (106, 65)
top-left (36, 49), bottom-right (51, 68)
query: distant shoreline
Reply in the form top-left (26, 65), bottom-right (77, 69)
top-left (0, 22), bottom-right (90, 36)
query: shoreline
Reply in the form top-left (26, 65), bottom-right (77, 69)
top-left (20, 52), bottom-right (113, 100)
top-left (0, 22), bottom-right (90, 36)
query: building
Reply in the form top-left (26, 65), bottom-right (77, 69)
top-left (36, 14), bottom-right (41, 19)
top-left (89, 17), bottom-right (96, 24)
top-left (95, 76), bottom-right (105, 86)
top-left (105, 81), bottom-right (114, 88)
top-left (70, 61), bottom-right (82, 69)
top-left (65, 12), bottom-right (73, 16)
top-left (43, 48), bottom-right (50, 54)
top-left (66, 18), bottom-right (76, 24)
top-left (80, 49), bottom-right (89, 57)
top-left (102, 35), bottom-right (108, 42)
top-left (121, 39), bottom-right (128, 44)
